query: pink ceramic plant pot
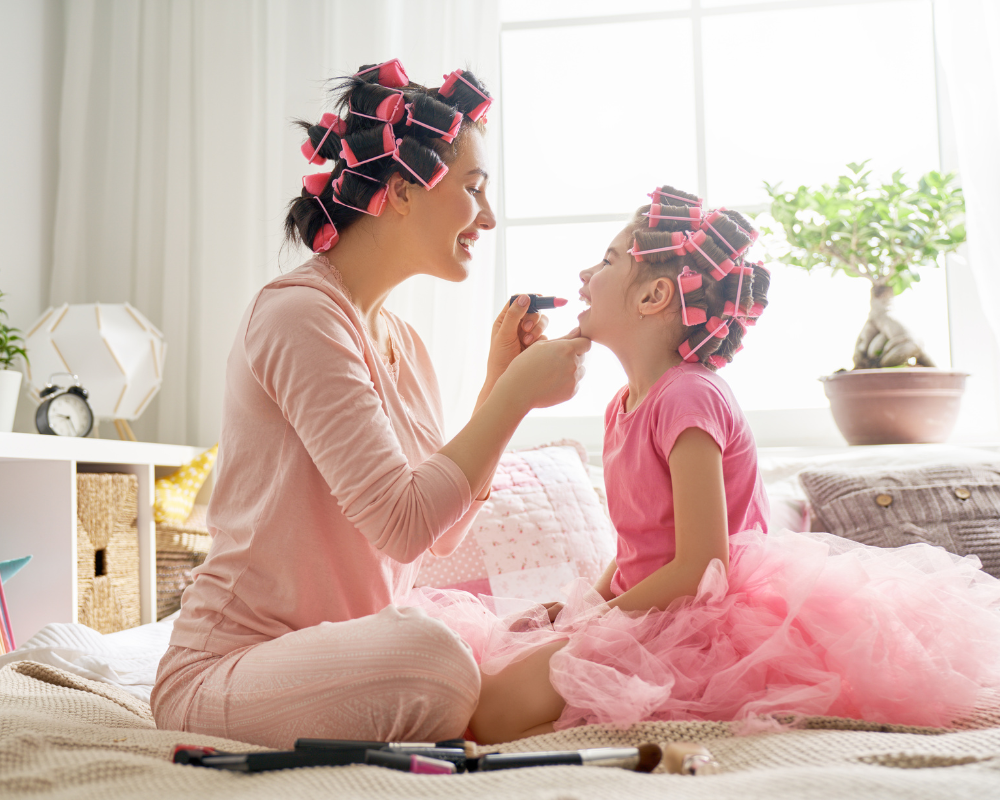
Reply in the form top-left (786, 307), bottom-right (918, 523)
top-left (820, 368), bottom-right (969, 446)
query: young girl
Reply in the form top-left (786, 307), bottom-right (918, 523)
top-left (417, 186), bottom-right (1000, 745)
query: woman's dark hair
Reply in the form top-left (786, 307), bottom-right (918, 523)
top-left (285, 65), bottom-right (490, 252)
top-left (624, 186), bottom-right (770, 371)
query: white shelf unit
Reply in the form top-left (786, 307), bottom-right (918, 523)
top-left (0, 432), bottom-right (202, 645)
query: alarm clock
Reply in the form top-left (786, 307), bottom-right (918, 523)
top-left (35, 373), bottom-right (95, 437)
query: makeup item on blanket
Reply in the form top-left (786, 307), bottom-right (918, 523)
top-left (364, 749), bottom-right (457, 775)
top-left (474, 744), bottom-right (662, 773)
top-left (662, 743), bottom-right (721, 776)
top-left (172, 744), bottom-right (454, 774)
top-left (508, 294), bottom-right (569, 314)
top-left (295, 737), bottom-right (472, 765)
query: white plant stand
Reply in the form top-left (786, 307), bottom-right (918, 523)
top-left (0, 432), bottom-right (203, 645)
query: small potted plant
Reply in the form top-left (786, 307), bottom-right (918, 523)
top-left (0, 289), bottom-right (29, 433)
top-left (762, 162), bottom-right (967, 445)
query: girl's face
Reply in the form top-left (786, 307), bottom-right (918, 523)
top-left (577, 226), bottom-right (637, 345)
top-left (406, 127), bottom-right (496, 282)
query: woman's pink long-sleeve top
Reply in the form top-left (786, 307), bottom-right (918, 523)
top-left (169, 257), bottom-right (483, 656)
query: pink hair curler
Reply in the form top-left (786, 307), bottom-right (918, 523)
top-left (648, 188), bottom-right (702, 207)
top-left (627, 236), bottom-right (686, 262)
top-left (392, 148), bottom-right (449, 190)
top-left (644, 205), bottom-right (702, 226)
top-left (331, 169), bottom-right (389, 216)
top-left (701, 209), bottom-right (753, 258)
top-left (439, 69), bottom-right (493, 121)
top-left (708, 354), bottom-right (728, 369)
top-left (340, 124), bottom-right (398, 168)
top-left (677, 265), bottom-right (707, 326)
top-left (404, 103), bottom-right (462, 143)
top-left (722, 265), bottom-right (755, 318)
top-left (354, 59), bottom-right (409, 89)
top-left (349, 91), bottom-right (405, 125)
top-left (684, 231), bottom-right (734, 281)
top-left (300, 175), bottom-right (339, 253)
top-left (719, 207), bottom-right (759, 244)
top-left (678, 317), bottom-right (730, 363)
top-left (302, 171), bottom-right (333, 196)
top-left (301, 113), bottom-right (348, 165)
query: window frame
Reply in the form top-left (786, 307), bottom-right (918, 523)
top-left (495, 0), bottom-right (970, 450)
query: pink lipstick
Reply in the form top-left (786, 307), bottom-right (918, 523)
top-left (509, 294), bottom-right (568, 314)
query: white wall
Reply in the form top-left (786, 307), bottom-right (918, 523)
top-left (0, 0), bottom-right (64, 433)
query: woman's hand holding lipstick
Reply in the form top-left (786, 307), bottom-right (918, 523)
top-left (485, 294), bottom-right (554, 387)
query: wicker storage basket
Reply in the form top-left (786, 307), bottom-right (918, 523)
top-left (155, 505), bottom-right (212, 620)
top-left (76, 473), bottom-right (140, 634)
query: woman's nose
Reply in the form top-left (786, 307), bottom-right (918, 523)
top-left (478, 196), bottom-right (497, 231)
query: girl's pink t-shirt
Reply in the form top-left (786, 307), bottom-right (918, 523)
top-left (603, 361), bottom-right (769, 596)
top-left (169, 257), bottom-right (482, 656)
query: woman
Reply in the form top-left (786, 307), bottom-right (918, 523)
top-left (151, 61), bottom-right (590, 749)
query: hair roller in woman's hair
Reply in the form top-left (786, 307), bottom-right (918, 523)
top-left (354, 58), bottom-right (409, 89)
top-left (303, 171), bottom-right (333, 196)
top-left (340, 124), bottom-right (398, 168)
top-left (405, 95), bottom-right (463, 143)
top-left (350, 83), bottom-right (405, 124)
top-left (439, 69), bottom-right (492, 121)
top-left (393, 137), bottom-right (449, 189)
top-left (312, 222), bottom-right (339, 253)
top-left (301, 113), bottom-right (348, 165)
top-left (332, 169), bottom-right (389, 216)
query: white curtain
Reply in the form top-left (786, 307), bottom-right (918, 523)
top-left (48, 0), bottom-right (500, 446)
top-left (935, 0), bottom-right (1000, 345)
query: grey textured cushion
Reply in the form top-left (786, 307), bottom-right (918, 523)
top-left (799, 464), bottom-right (1000, 578)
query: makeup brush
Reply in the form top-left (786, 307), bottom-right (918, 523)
top-left (508, 294), bottom-right (569, 314)
top-left (473, 744), bottom-right (662, 773)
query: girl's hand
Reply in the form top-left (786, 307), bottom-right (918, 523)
top-left (485, 295), bottom-right (550, 385)
top-left (497, 329), bottom-right (590, 412)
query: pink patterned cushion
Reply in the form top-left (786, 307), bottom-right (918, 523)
top-left (415, 443), bottom-right (617, 602)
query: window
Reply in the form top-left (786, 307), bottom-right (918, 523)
top-left (498, 0), bottom-right (948, 447)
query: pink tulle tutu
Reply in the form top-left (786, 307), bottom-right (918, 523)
top-left (408, 529), bottom-right (1000, 731)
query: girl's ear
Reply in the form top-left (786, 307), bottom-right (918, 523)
top-left (384, 172), bottom-right (414, 216)
top-left (638, 275), bottom-right (676, 317)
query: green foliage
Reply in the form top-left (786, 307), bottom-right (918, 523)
top-left (0, 290), bottom-right (28, 370)
top-left (761, 161), bottom-right (966, 295)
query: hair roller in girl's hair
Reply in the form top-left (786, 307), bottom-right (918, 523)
top-left (629, 231), bottom-right (687, 261)
top-left (405, 95), bottom-right (463, 143)
top-left (708, 354), bottom-right (728, 370)
top-left (645, 204), bottom-right (703, 227)
top-left (354, 59), bottom-right (409, 89)
top-left (722, 266), bottom-right (755, 317)
top-left (648, 185), bottom-right (702, 208)
top-left (393, 137), bottom-right (449, 189)
top-left (701, 209), bottom-right (752, 259)
top-left (677, 266), bottom-right (707, 326)
top-left (340, 124), bottom-right (398, 168)
top-left (439, 69), bottom-right (492, 121)
top-left (301, 113), bottom-right (348, 165)
top-left (350, 83), bottom-right (405, 124)
top-left (684, 230), bottom-right (735, 281)
top-left (678, 317), bottom-right (729, 363)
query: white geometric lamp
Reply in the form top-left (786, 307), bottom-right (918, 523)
top-left (24, 303), bottom-right (167, 440)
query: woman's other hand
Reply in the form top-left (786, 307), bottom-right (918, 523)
top-left (498, 328), bottom-right (590, 411)
top-left (485, 295), bottom-right (549, 384)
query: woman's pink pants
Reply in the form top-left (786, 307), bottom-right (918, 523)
top-left (151, 605), bottom-right (481, 749)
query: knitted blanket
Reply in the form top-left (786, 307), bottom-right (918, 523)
top-left (2, 661), bottom-right (1000, 799)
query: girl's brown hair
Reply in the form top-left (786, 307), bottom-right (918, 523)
top-left (625, 186), bottom-right (770, 370)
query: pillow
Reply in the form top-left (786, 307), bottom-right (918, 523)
top-left (767, 493), bottom-right (810, 533)
top-left (415, 443), bottom-right (617, 602)
top-left (154, 445), bottom-right (218, 524)
top-left (799, 464), bottom-right (1000, 578)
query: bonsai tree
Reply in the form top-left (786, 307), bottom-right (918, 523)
top-left (762, 162), bottom-right (966, 369)
top-left (0, 290), bottom-right (28, 370)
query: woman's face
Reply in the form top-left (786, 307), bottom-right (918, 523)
top-left (577, 226), bottom-right (636, 345)
top-left (406, 127), bottom-right (496, 282)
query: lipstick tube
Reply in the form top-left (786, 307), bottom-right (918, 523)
top-left (364, 749), bottom-right (457, 775)
top-left (508, 294), bottom-right (568, 314)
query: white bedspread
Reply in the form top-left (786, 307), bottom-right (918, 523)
top-left (0, 613), bottom-right (177, 703)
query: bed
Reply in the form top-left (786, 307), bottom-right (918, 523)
top-left (3, 442), bottom-right (1000, 798)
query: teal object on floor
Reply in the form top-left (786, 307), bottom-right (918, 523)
top-left (0, 556), bottom-right (32, 585)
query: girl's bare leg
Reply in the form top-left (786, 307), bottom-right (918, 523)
top-left (469, 639), bottom-right (568, 745)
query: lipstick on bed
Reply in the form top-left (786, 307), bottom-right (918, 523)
top-left (474, 744), bottom-right (662, 773)
top-left (508, 294), bottom-right (569, 315)
top-left (364, 749), bottom-right (457, 775)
